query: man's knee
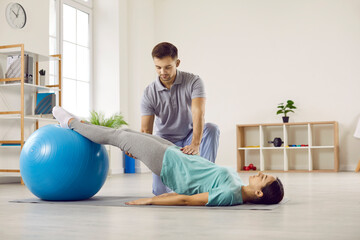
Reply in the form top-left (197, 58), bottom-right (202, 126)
top-left (152, 184), bottom-right (172, 196)
top-left (204, 123), bottom-right (220, 138)
top-left (152, 174), bottom-right (169, 196)
top-left (152, 187), bottom-right (166, 196)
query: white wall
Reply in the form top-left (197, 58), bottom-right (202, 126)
top-left (93, 0), bottom-right (120, 115)
top-left (93, 0), bottom-right (123, 174)
top-left (127, 0), bottom-right (156, 129)
top-left (93, 0), bottom-right (360, 171)
top-left (93, 0), bottom-right (155, 125)
top-left (0, 0), bottom-right (49, 55)
top-left (93, 0), bottom-right (156, 173)
top-left (151, 0), bottom-right (360, 170)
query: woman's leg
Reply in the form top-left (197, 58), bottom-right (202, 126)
top-left (69, 120), bottom-right (168, 175)
top-left (121, 129), bottom-right (176, 195)
top-left (122, 128), bottom-right (174, 146)
top-left (79, 119), bottom-right (174, 147)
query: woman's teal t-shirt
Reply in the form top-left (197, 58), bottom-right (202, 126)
top-left (160, 146), bottom-right (243, 206)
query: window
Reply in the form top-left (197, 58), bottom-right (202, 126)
top-left (49, 0), bottom-right (59, 90)
top-left (49, 0), bottom-right (92, 118)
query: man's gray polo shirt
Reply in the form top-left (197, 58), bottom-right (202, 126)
top-left (141, 70), bottom-right (206, 143)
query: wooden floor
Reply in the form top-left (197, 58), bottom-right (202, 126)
top-left (1, 172), bottom-right (360, 240)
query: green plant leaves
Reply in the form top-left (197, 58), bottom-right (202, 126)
top-left (276, 100), bottom-right (296, 116)
top-left (89, 111), bottom-right (101, 125)
top-left (89, 111), bottom-right (128, 129)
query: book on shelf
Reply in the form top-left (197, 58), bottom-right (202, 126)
top-left (35, 93), bottom-right (55, 115)
top-left (5, 54), bottom-right (33, 84)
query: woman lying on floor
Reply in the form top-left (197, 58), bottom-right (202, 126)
top-left (52, 107), bottom-right (284, 206)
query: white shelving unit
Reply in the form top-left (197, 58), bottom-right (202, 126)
top-left (0, 44), bottom-right (62, 177)
top-left (0, 82), bottom-right (60, 92)
top-left (0, 114), bottom-right (58, 121)
top-left (236, 121), bottom-right (339, 172)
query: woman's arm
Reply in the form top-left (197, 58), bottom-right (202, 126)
top-left (125, 192), bottom-right (209, 206)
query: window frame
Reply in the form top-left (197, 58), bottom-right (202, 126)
top-left (72, 0), bottom-right (92, 8)
top-left (60, 0), bottom-right (93, 116)
top-left (49, 0), bottom-right (60, 55)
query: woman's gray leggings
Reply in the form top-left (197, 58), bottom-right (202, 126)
top-left (69, 120), bottom-right (174, 175)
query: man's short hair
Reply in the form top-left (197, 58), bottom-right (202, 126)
top-left (152, 42), bottom-right (178, 60)
top-left (253, 178), bottom-right (284, 204)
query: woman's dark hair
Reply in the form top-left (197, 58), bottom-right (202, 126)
top-left (252, 178), bottom-right (284, 204)
top-left (152, 42), bottom-right (178, 59)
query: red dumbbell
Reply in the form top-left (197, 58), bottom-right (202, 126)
top-left (244, 164), bottom-right (257, 171)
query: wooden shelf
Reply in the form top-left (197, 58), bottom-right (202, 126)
top-left (0, 83), bottom-right (60, 92)
top-left (236, 121), bottom-right (339, 172)
top-left (262, 147), bottom-right (285, 150)
top-left (0, 48), bottom-right (60, 62)
top-left (310, 146), bottom-right (334, 149)
top-left (0, 78), bottom-right (21, 82)
top-left (0, 44), bottom-right (62, 181)
top-left (236, 121), bottom-right (337, 127)
top-left (0, 140), bottom-right (22, 144)
top-left (0, 114), bottom-right (57, 122)
top-left (0, 169), bottom-right (20, 173)
top-left (238, 147), bottom-right (261, 150)
top-left (0, 145), bottom-right (21, 149)
top-left (238, 169), bottom-right (337, 173)
top-left (238, 146), bottom-right (334, 150)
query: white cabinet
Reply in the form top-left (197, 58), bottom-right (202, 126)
top-left (236, 121), bottom-right (339, 172)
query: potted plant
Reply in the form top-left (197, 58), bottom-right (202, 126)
top-left (276, 100), bottom-right (296, 123)
top-left (88, 111), bottom-right (128, 167)
top-left (88, 111), bottom-right (128, 128)
top-left (87, 111), bottom-right (135, 173)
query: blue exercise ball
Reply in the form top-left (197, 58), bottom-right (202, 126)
top-left (20, 124), bottom-right (109, 201)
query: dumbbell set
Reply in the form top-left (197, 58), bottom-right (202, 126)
top-left (243, 163), bottom-right (257, 171)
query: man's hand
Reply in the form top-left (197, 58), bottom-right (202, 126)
top-left (181, 143), bottom-right (200, 155)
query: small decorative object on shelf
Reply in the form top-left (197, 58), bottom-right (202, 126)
top-left (1, 143), bottom-right (21, 147)
top-left (287, 144), bottom-right (308, 147)
top-left (268, 137), bottom-right (284, 147)
top-left (5, 54), bottom-right (33, 84)
top-left (243, 163), bottom-right (257, 171)
top-left (39, 69), bottom-right (46, 86)
top-left (276, 100), bottom-right (296, 123)
top-left (35, 93), bottom-right (56, 115)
